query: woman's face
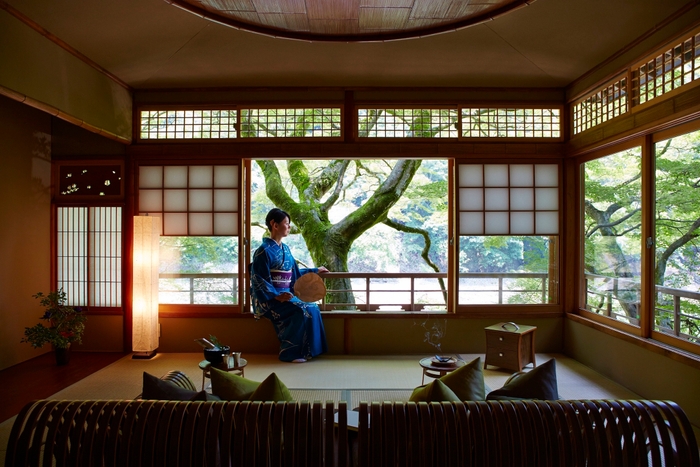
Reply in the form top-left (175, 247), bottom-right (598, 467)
top-left (272, 217), bottom-right (291, 237)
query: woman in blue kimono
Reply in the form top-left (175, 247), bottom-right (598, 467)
top-left (251, 208), bottom-right (328, 362)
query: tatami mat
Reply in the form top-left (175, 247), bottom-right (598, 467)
top-left (0, 352), bottom-right (643, 467)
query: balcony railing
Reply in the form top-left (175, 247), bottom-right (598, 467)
top-left (157, 271), bottom-right (556, 310)
top-left (159, 273), bottom-right (239, 305)
top-left (319, 272), bottom-right (447, 311)
top-left (584, 273), bottom-right (700, 343)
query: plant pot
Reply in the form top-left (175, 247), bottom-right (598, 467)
top-left (203, 345), bottom-right (230, 365)
top-left (54, 346), bottom-right (71, 365)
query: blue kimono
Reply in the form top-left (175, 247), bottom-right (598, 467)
top-left (251, 237), bottom-right (328, 362)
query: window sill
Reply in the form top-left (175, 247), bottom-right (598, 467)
top-left (567, 312), bottom-right (700, 371)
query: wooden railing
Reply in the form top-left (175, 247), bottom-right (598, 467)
top-left (584, 273), bottom-right (700, 342)
top-left (456, 272), bottom-right (550, 305)
top-left (159, 273), bottom-right (239, 305)
top-left (319, 272), bottom-right (447, 311)
top-left (158, 271), bottom-right (556, 309)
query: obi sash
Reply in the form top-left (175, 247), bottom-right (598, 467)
top-left (270, 269), bottom-right (292, 289)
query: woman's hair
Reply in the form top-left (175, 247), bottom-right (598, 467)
top-left (265, 208), bottom-right (290, 231)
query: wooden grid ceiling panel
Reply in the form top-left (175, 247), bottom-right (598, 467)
top-left (169, 0), bottom-right (531, 41)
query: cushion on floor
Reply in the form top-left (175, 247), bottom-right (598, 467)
top-left (211, 368), bottom-right (293, 402)
top-left (142, 371), bottom-right (220, 401)
top-left (249, 373), bottom-right (294, 402)
top-left (486, 358), bottom-right (560, 401)
top-left (410, 357), bottom-right (488, 402)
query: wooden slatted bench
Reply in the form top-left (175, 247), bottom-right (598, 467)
top-left (5, 399), bottom-right (699, 466)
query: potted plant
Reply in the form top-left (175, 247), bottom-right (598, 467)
top-left (20, 289), bottom-right (87, 365)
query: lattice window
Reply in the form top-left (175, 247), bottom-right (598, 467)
top-left (240, 108), bottom-right (341, 138)
top-left (138, 165), bottom-right (239, 236)
top-left (461, 108), bottom-right (561, 138)
top-left (140, 110), bottom-right (237, 139)
top-left (57, 207), bottom-right (122, 307)
top-left (457, 164), bottom-right (559, 235)
top-left (358, 108), bottom-right (458, 138)
top-left (632, 31), bottom-right (700, 106)
top-left (573, 76), bottom-right (628, 135)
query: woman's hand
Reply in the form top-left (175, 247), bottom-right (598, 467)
top-left (275, 292), bottom-right (294, 302)
top-left (317, 266), bottom-right (329, 273)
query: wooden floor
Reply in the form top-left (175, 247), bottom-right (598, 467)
top-left (0, 351), bottom-right (127, 423)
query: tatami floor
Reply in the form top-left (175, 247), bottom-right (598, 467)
top-left (0, 351), bottom-right (644, 466)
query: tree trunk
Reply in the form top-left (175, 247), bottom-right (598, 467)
top-left (258, 159), bottom-right (422, 306)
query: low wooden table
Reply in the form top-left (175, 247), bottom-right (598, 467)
top-left (199, 358), bottom-right (247, 391)
top-left (484, 322), bottom-right (536, 372)
top-left (419, 357), bottom-right (466, 385)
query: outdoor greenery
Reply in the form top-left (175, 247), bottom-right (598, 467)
top-left (159, 236), bottom-right (238, 305)
top-left (251, 158), bottom-right (447, 307)
top-left (584, 130), bottom-right (700, 342)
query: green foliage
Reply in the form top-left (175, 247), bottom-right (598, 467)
top-left (583, 130), bottom-right (700, 332)
top-left (251, 158), bottom-right (448, 274)
top-left (160, 237), bottom-right (238, 274)
top-left (21, 290), bottom-right (87, 349)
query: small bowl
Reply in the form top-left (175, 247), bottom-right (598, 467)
top-left (203, 345), bottom-right (230, 365)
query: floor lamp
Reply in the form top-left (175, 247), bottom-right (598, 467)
top-left (132, 216), bottom-right (160, 359)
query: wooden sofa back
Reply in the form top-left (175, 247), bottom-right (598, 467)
top-left (5, 399), bottom-right (699, 467)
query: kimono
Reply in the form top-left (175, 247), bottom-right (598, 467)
top-left (251, 237), bottom-right (328, 362)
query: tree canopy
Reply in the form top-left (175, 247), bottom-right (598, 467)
top-left (583, 130), bottom-right (700, 339)
top-left (251, 159), bottom-right (447, 305)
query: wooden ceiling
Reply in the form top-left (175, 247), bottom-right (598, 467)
top-left (168, 0), bottom-right (529, 41)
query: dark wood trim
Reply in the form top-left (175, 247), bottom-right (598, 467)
top-left (0, 85), bottom-right (131, 145)
top-left (566, 86), bottom-right (700, 158)
top-left (640, 134), bottom-right (654, 338)
top-left (128, 141), bottom-right (565, 159)
top-left (567, 312), bottom-right (700, 371)
top-left (135, 85), bottom-right (563, 94)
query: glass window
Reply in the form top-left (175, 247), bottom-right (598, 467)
top-left (654, 130), bottom-right (700, 344)
top-left (457, 163), bottom-right (559, 305)
top-left (458, 235), bottom-right (558, 305)
top-left (582, 147), bottom-right (642, 326)
top-left (159, 236), bottom-right (239, 305)
top-left (250, 159), bottom-right (448, 312)
top-left (138, 164), bottom-right (241, 306)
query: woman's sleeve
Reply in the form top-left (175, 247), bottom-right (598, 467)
top-left (251, 247), bottom-right (278, 302)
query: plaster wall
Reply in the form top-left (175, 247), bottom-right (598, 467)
top-left (0, 95), bottom-right (52, 370)
top-left (0, 10), bottom-right (132, 141)
top-left (565, 319), bottom-right (700, 428)
top-left (156, 314), bottom-right (563, 356)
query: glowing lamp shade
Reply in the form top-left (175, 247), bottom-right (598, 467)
top-left (132, 216), bottom-right (160, 358)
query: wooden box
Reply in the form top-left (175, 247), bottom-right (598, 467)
top-left (484, 322), bottom-right (537, 372)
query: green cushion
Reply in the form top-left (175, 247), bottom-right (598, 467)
top-left (249, 372), bottom-right (294, 402)
top-left (210, 367), bottom-right (260, 401)
top-left (413, 379), bottom-right (461, 402)
top-left (142, 372), bottom-right (220, 401)
top-left (440, 357), bottom-right (488, 400)
top-left (486, 358), bottom-right (560, 401)
top-left (410, 357), bottom-right (487, 402)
